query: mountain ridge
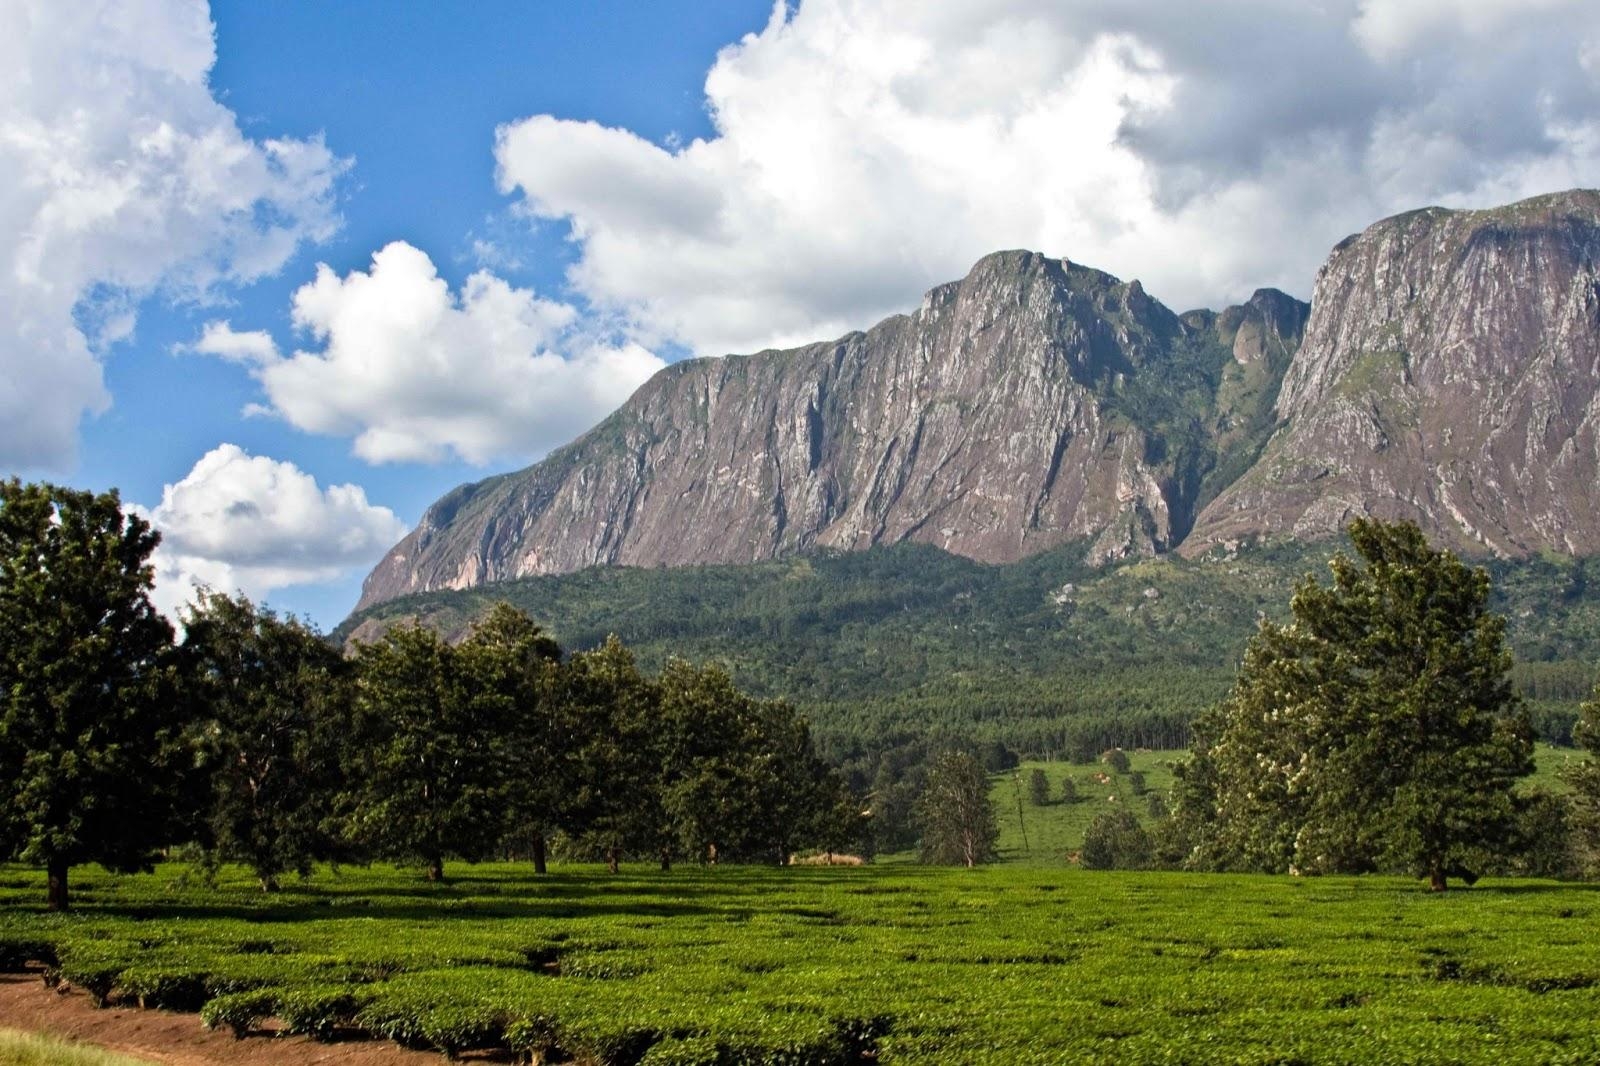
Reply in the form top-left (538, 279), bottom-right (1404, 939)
top-left (357, 189), bottom-right (1600, 613)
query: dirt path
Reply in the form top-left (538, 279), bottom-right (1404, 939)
top-left (0, 974), bottom-right (467, 1066)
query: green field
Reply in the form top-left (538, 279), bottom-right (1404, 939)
top-left (980, 745), bottom-right (1574, 865)
top-left (5, 861), bottom-right (1600, 1064)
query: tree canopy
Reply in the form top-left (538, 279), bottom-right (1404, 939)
top-left (1175, 518), bottom-right (1533, 889)
top-left (0, 481), bottom-right (177, 909)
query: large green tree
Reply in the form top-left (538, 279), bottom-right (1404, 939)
top-left (558, 636), bottom-right (665, 873)
top-left (0, 481), bottom-right (178, 909)
top-left (345, 625), bottom-right (508, 881)
top-left (1177, 519), bottom-right (1532, 889)
top-left (458, 603), bottom-right (562, 872)
top-left (179, 590), bottom-right (351, 890)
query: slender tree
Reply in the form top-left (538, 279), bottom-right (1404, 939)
top-left (459, 604), bottom-right (562, 872)
top-left (1563, 685), bottom-right (1600, 877)
top-left (914, 751), bottom-right (998, 867)
top-left (0, 481), bottom-right (178, 909)
top-left (178, 591), bottom-right (351, 890)
top-left (559, 636), bottom-right (663, 873)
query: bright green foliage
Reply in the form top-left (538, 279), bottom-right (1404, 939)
top-left (1181, 519), bottom-right (1534, 888)
top-left (345, 625), bottom-right (508, 880)
top-left (6, 861), bottom-right (1600, 1064)
top-left (915, 752), bottom-right (998, 866)
top-left (0, 480), bottom-right (177, 910)
top-left (178, 590), bottom-right (351, 890)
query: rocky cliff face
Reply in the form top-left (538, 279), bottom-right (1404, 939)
top-left (357, 252), bottom-right (1303, 609)
top-left (1186, 189), bottom-right (1600, 556)
top-left (358, 189), bottom-right (1600, 612)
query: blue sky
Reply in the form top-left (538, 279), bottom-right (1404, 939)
top-left (6, 0), bottom-right (1598, 628)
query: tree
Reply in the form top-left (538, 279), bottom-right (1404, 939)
top-left (0, 481), bottom-right (178, 910)
top-left (459, 604), bottom-right (562, 873)
top-left (1177, 519), bottom-right (1533, 889)
top-left (345, 625), bottom-right (507, 881)
top-left (1028, 768), bottom-right (1051, 806)
top-left (914, 751), bottom-right (998, 867)
top-left (559, 636), bottom-right (663, 873)
top-left (1058, 776), bottom-right (1079, 804)
top-left (1080, 809), bottom-right (1152, 870)
top-left (1563, 686), bottom-right (1600, 877)
top-left (179, 591), bottom-right (351, 890)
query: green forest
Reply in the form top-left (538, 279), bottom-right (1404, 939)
top-left (339, 533), bottom-right (1600, 758)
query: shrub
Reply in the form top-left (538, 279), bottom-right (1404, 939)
top-left (1081, 810), bottom-right (1152, 870)
top-left (116, 965), bottom-right (212, 1011)
top-left (1101, 749), bottom-right (1131, 774)
top-left (276, 985), bottom-right (377, 1041)
top-left (201, 988), bottom-right (279, 1039)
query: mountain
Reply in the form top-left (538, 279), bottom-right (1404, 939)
top-left (357, 189), bottom-right (1600, 613)
top-left (357, 253), bottom-right (1305, 609)
top-left (1186, 189), bottom-right (1600, 555)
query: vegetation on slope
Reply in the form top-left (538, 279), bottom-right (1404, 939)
top-left (338, 538), bottom-right (1600, 754)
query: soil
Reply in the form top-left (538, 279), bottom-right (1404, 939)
top-left (0, 971), bottom-right (491, 1065)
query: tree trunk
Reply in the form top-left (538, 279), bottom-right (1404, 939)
top-left (606, 846), bottom-right (620, 875)
top-left (427, 854), bottom-right (445, 882)
top-left (707, 842), bottom-right (718, 866)
top-left (259, 874), bottom-right (281, 893)
top-left (1429, 864), bottom-right (1447, 892)
top-left (532, 833), bottom-right (548, 875)
top-left (659, 847), bottom-right (672, 872)
top-left (46, 857), bottom-right (69, 912)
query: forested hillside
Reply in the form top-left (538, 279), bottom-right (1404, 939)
top-left (339, 538), bottom-right (1600, 756)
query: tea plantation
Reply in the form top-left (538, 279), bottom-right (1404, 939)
top-left (4, 860), bottom-right (1599, 1064)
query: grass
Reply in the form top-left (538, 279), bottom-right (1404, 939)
top-left (0, 1029), bottom-right (155, 1066)
top-left (4, 860), bottom-right (1600, 1064)
top-left (984, 744), bottom-right (1575, 863)
top-left (990, 749), bottom-right (1181, 863)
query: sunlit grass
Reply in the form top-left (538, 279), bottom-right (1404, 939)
top-left (0, 1029), bottom-right (155, 1066)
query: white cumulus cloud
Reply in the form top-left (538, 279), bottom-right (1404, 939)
top-left (0, 0), bottom-right (344, 472)
top-left (195, 241), bottom-right (666, 465)
top-left (494, 0), bottom-right (1600, 358)
top-left (140, 443), bottom-right (408, 619)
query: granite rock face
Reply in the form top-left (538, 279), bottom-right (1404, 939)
top-left (357, 253), bottom-right (1301, 609)
top-left (1186, 190), bottom-right (1600, 556)
top-left (357, 190), bottom-right (1600, 611)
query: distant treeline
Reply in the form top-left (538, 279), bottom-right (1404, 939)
top-left (341, 539), bottom-right (1600, 756)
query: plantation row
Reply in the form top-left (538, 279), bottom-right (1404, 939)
top-left (6, 862), bottom-right (1600, 1064)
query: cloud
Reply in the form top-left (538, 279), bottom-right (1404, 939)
top-left (200, 241), bottom-right (666, 464)
top-left (140, 443), bottom-right (407, 618)
top-left (0, 0), bottom-right (344, 472)
top-left (494, 0), bottom-right (1600, 358)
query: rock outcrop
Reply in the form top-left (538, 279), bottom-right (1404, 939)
top-left (358, 189), bottom-right (1600, 612)
top-left (357, 253), bottom-right (1301, 609)
top-left (1186, 190), bottom-right (1600, 556)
